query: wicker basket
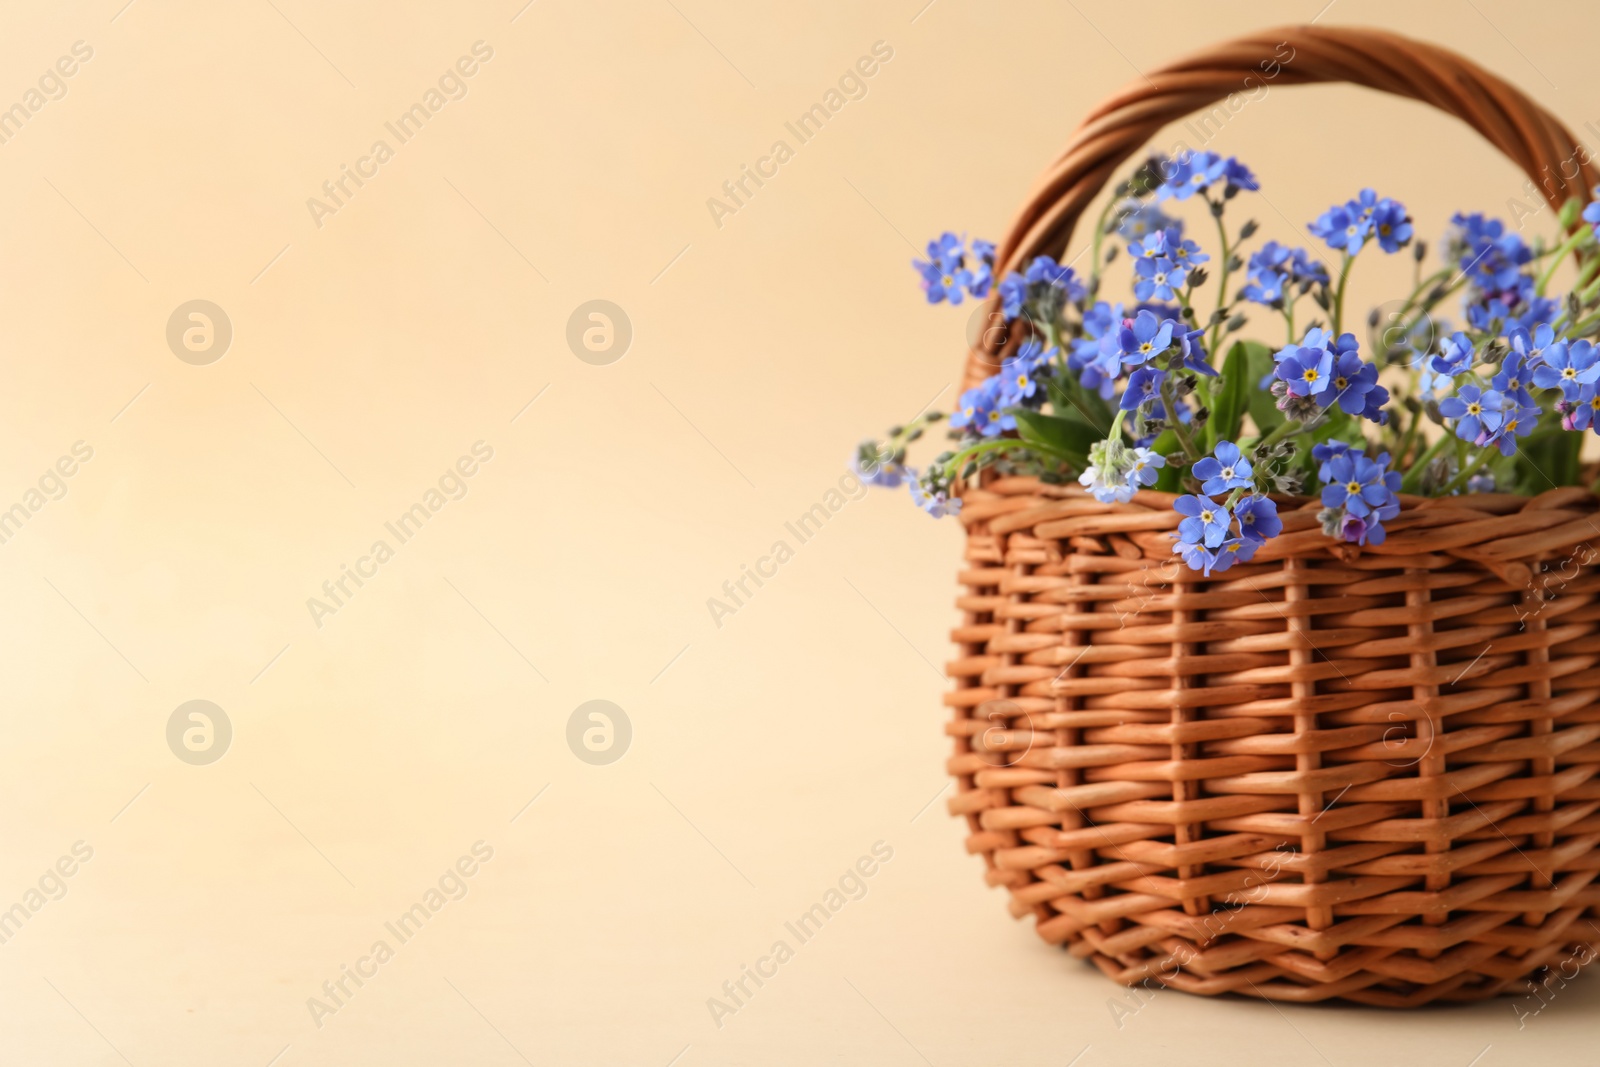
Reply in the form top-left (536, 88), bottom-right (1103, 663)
top-left (947, 25), bottom-right (1600, 1006)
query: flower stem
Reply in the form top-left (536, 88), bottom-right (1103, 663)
top-left (1576, 251), bottom-right (1600, 294)
top-left (1176, 284), bottom-right (1197, 326)
top-left (1395, 404), bottom-right (1423, 470)
top-left (1384, 266), bottom-right (1452, 333)
top-left (1579, 271), bottom-right (1600, 307)
top-left (1088, 195), bottom-right (1123, 289)
top-left (1570, 307), bottom-right (1600, 337)
top-left (1440, 446), bottom-right (1498, 495)
top-left (943, 436), bottom-right (1034, 482)
top-left (1536, 226), bottom-right (1592, 296)
top-left (1159, 376), bottom-right (1203, 464)
top-left (1206, 202), bottom-right (1233, 357)
top-left (1331, 252), bottom-right (1355, 336)
top-left (1044, 318), bottom-right (1063, 353)
top-left (1253, 417), bottom-right (1303, 457)
top-left (1399, 433), bottom-right (1453, 493)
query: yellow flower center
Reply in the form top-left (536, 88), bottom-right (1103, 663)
top-left (1346, 481), bottom-right (1361, 494)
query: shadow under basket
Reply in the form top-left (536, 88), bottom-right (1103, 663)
top-left (944, 26), bottom-right (1600, 1007)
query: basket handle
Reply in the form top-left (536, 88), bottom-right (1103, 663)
top-left (965, 23), bottom-right (1598, 389)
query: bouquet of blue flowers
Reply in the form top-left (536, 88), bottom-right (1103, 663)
top-left (858, 150), bottom-right (1600, 575)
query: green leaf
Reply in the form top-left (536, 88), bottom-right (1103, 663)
top-left (1208, 341), bottom-right (1255, 447)
top-left (1046, 369), bottom-right (1112, 432)
top-left (1519, 415), bottom-right (1581, 490)
top-left (1014, 410), bottom-right (1098, 471)
top-left (1243, 341), bottom-right (1284, 437)
top-left (1045, 373), bottom-right (1074, 414)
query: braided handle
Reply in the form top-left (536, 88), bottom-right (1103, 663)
top-left (964, 24), bottom-right (1597, 389)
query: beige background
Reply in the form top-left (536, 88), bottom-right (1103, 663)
top-left (0, 0), bottom-right (1596, 1063)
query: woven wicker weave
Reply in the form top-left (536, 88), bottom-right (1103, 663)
top-left (946, 25), bottom-right (1600, 1006)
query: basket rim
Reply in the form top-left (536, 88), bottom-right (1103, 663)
top-left (958, 477), bottom-right (1600, 586)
